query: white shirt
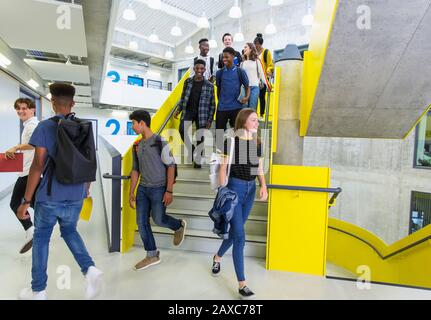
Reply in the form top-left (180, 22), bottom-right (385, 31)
top-left (19, 116), bottom-right (39, 177)
top-left (189, 55), bottom-right (217, 80)
top-left (241, 59), bottom-right (266, 87)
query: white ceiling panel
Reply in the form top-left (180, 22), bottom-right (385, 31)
top-left (117, 0), bottom-right (233, 46)
top-left (0, 0), bottom-right (88, 57)
top-left (24, 59), bottom-right (91, 83)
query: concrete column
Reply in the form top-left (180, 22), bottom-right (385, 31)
top-left (273, 59), bottom-right (304, 165)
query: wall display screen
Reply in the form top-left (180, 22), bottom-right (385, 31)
top-left (128, 76), bottom-right (144, 87)
top-left (147, 79), bottom-right (163, 90)
top-left (127, 121), bottom-right (138, 136)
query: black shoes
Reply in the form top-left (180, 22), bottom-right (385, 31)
top-left (193, 161), bottom-right (202, 169)
top-left (211, 256), bottom-right (221, 276)
top-left (238, 286), bottom-right (255, 300)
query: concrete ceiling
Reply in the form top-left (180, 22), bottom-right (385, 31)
top-left (307, 0), bottom-right (431, 139)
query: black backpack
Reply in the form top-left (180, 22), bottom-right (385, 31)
top-left (45, 113), bottom-right (97, 195)
top-left (133, 135), bottom-right (178, 183)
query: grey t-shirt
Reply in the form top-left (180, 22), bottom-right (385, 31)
top-left (132, 135), bottom-right (175, 188)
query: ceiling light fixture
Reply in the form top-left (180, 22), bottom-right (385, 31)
top-left (27, 79), bottom-right (40, 89)
top-left (185, 41), bottom-right (194, 54)
top-left (122, 1), bottom-right (136, 21)
top-left (0, 53), bottom-right (12, 68)
top-left (229, 0), bottom-right (242, 19)
top-left (265, 7), bottom-right (277, 35)
top-left (197, 12), bottom-right (210, 29)
top-left (268, 0), bottom-right (283, 6)
top-left (209, 18), bottom-right (218, 48)
top-left (129, 40), bottom-right (139, 50)
top-left (171, 21), bottom-right (182, 37)
top-left (147, 0), bottom-right (162, 10)
top-left (165, 47), bottom-right (174, 59)
top-left (149, 29), bottom-right (159, 43)
top-left (234, 18), bottom-right (244, 42)
top-left (302, 0), bottom-right (314, 26)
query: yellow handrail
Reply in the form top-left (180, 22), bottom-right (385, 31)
top-left (328, 218), bottom-right (431, 288)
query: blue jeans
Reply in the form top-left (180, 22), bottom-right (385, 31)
top-left (136, 185), bottom-right (182, 253)
top-left (217, 177), bottom-right (256, 282)
top-left (246, 86), bottom-right (260, 111)
top-left (32, 200), bottom-right (95, 292)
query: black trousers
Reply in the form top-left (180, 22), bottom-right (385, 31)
top-left (259, 85), bottom-right (267, 117)
top-left (10, 176), bottom-right (34, 231)
top-left (216, 108), bottom-right (242, 131)
top-left (215, 108), bottom-right (242, 151)
top-left (179, 111), bottom-right (206, 164)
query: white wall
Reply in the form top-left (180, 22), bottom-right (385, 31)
top-left (0, 71), bottom-right (21, 194)
top-left (73, 106), bottom-right (135, 136)
top-left (100, 80), bottom-right (170, 110)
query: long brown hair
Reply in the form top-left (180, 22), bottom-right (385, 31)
top-left (234, 108), bottom-right (261, 145)
top-left (243, 42), bottom-right (258, 61)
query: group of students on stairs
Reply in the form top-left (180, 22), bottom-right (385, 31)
top-left (4, 31), bottom-right (273, 300)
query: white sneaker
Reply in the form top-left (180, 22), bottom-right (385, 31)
top-left (85, 266), bottom-right (103, 300)
top-left (19, 226), bottom-right (34, 254)
top-left (19, 287), bottom-right (47, 300)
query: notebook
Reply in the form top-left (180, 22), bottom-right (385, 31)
top-left (80, 197), bottom-right (93, 221)
top-left (0, 153), bottom-right (23, 172)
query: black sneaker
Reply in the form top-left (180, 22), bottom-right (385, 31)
top-left (193, 162), bottom-right (202, 169)
top-left (239, 286), bottom-right (255, 300)
top-left (211, 256), bottom-right (220, 277)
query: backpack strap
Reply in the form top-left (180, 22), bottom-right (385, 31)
top-left (264, 49), bottom-right (269, 65)
top-left (224, 137), bottom-right (235, 187)
top-left (210, 57), bottom-right (214, 76)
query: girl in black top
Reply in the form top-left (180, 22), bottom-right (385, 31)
top-left (211, 108), bottom-right (268, 299)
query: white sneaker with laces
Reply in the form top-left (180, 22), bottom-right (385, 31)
top-left (85, 266), bottom-right (103, 300)
top-left (20, 226), bottom-right (34, 254)
top-left (19, 288), bottom-right (47, 300)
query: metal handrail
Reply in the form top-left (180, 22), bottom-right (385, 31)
top-left (267, 184), bottom-right (342, 206)
top-left (156, 103), bottom-right (180, 136)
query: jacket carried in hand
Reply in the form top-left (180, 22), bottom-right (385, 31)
top-left (208, 187), bottom-right (238, 239)
top-left (178, 77), bottom-right (216, 128)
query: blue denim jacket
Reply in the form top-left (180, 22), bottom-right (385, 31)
top-left (208, 187), bottom-right (238, 239)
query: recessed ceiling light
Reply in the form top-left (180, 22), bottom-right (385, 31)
top-left (27, 79), bottom-right (40, 89)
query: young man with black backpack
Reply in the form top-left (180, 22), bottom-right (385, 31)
top-left (17, 83), bottom-right (102, 300)
top-left (129, 110), bottom-right (186, 271)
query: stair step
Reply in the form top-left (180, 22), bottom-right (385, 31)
top-left (161, 213), bottom-right (267, 236)
top-left (171, 193), bottom-right (268, 217)
top-left (165, 208), bottom-right (267, 222)
top-left (134, 228), bottom-right (267, 258)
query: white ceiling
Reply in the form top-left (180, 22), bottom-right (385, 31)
top-left (116, 0), bottom-right (233, 47)
top-left (24, 59), bottom-right (91, 84)
top-left (0, 0), bottom-right (88, 57)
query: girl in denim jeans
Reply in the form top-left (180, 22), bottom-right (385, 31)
top-left (211, 108), bottom-right (268, 299)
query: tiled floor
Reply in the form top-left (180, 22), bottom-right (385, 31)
top-left (1, 178), bottom-right (431, 300)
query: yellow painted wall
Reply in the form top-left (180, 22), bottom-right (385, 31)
top-left (328, 218), bottom-right (431, 288)
top-left (300, 0), bottom-right (339, 136)
top-left (267, 165), bottom-right (330, 276)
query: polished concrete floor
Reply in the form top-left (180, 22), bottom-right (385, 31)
top-left (1, 177), bottom-right (431, 300)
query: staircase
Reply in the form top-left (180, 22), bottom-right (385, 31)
top-left (133, 121), bottom-right (271, 259)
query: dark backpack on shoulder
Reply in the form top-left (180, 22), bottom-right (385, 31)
top-left (46, 113), bottom-right (97, 195)
top-left (133, 135), bottom-right (178, 183)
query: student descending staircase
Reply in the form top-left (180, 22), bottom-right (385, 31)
top-left (133, 121), bottom-right (272, 259)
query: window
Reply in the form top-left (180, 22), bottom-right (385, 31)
top-left (414, 111), bottom-right (431, 169)
top-left (147, 79), bottom-right (162, 90)
top-left (410, 191), bottom-right (431, 234)
top-left (127, 76), bottom-right (144, 87)
top-left (178, 67), bottom-right (189, 82)
top-left (127, 121), bottom-right (138, 136)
